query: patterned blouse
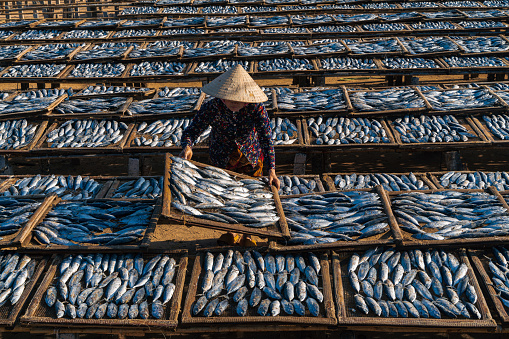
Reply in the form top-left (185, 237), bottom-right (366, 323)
top-left (181, 98), bottom-right (275, 170)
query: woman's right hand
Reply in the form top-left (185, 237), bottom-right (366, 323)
top-left (179, 146), bottom-right (193, 160)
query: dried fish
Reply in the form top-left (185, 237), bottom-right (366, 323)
top-left (334, 173), bottom-right (429, 191)
top-left (70, 63), bottom-right (126, 78)
top-left (277, 88), bottom-right (346, 111)
top-left (12, 29), bottom-right (61, 40)
top-left (130, 62), bottom-right (185, 76)
top-left (62, 30), bottom-right (110, 39)
top-left (382, 57), bottom-right (440, 69)
top-left (351, 88), bottom-right (424, 111)
top-left (3, 64), bottom-right (66, 78)
top-left (308, 116), bottom-right (390, 145)
top-left (194, 60), bottom-right (248, 73)
top-left (320, 57), bottom-right (376, 70)
top-left (258, 58), bottom-right (313, 72)
top-left (393, 115), bottom-right (477, 143)
top-left (22, 43), bottom-right (83, 61)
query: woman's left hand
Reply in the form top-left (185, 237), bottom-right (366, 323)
top-left (268, 169), bottom-right (280, 190)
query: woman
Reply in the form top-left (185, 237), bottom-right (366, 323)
top-left (179, 65), bottom-right (280, 246)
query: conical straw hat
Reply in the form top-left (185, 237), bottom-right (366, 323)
top-left (201, 64), bottom-right (268, 103)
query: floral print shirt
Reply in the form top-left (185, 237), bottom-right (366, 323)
top-left (181, 98), bottom-right (275, 170)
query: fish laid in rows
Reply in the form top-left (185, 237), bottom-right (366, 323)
top-left (201, 6), bottom-right (237, 13)
top-left (400, 37), bottom-right (459, 55)
top-left (121, 6), bottom-right (159, 14)
top-left (311, 26), bottom-right (356, 33)
top-left (80, 85), bottom-right (150, 96)
top-left (380, 12), bottom-right (421, 20)
top-left (127, 94), bottom-right (199, 115)
top-left (5, 174), bottom-right (102, 200)
top-left (393, 115), bottom-right (476, 143)
top-left (265, 27), bottom-right (309, 33)
top-left (37, 20), bottom-right (80, 28)
top-left (334, 173), bottom-right (429, 191)
top-left (0, 252), bottom-right (37, 306)
top-left (113, 29), bottom-right (158, 38)
top-left (443, 0), bottom-right (481, 6)
top-left (438, 171), bottom-right (509, 190)
top-left (45, 120), bottom-right (128, 148)
top-left (487, 246), bottom-right (509, 313)
top-left (15, 88), bottom-right (71, 100)
top-left (238, 44), bottom-right (289, 57)
top-left (349, 248), bottom-right (481, 319)
top-left (320, 57), bottom-right (376, 70)
top-left (0, 119), bottom-right (38, 150)
top-left (12, 29), bottom-right (61, 40)
top-left (121, 19), bottom-right (164, 27)
top-left (351, 88), bottom-right (424, 111)
top-left (215, 28), bottom-right (257, 32)
top-left (283, 191), bottom-right (390, 245)
top-left (0, 20), bottom-right (37, 28)
top-left (133, 118), bottom-right (210, 147)
top-left (0, 31), bottom-right (12, 39)
top-left (207, 16), bottom-right (247, 27)
top-left (194, 60), bottom-right (249, 73)
top-left (277, 89), bottom-right (346, 111)
top-left (112, 177), bottom-right (163, 199)
top-left (382, 57), bottom-right (440, 69)
top-left (454, 37), bottom-right (509, 53)
top-left (393, 190), bottom-right (509, 240)
top-left (464, 9), bottom-right (506, 17)
top-left (184, 46), bottom-right (235, 58)
top-left (422, 10), bottom-right (464, 19)
top-left (0, 198), bottom-right (41, 238)
top-left (483, 114), bottom-right (509, 140)
top-left (161, 28), bottom-right (204, 36)
top-left (362, 2), bottom-right (398, 8)
top-left (131, 62), bottom-right (185, 76)
top-left (140, 40), bottom-right (194, 49)
top-left (411, 22), bottom-right (456, 30)
top-left (242, 6), bottom-right (277, 13)
top-left (163, 17), bottom-right (204, 27)
top-left (362, 23), bottom-right (407, 31)
top-left (293, 43), bottom-right (345, 55)
top-left (347, 39), bottom-right (402, 54)
top-left (291, 15), bottom-right (334, 25)
top-left (80, 20), bottom-right (122, 28)
top-left (459, 20), bottom-right (506, 28)
top-left (54, 97), bottom-right (128, 115)
top-left (193, 250), bottom-right (324, 317)
top-left (443, 56), bottom-right (506, 68)
top-left (74, 47), bottom-right (128, 61)
top-left (276, 176), bottom-right (320, 195)
top-left (62, 30), bottom-right (110, 39)
top-left (423, 89), bottom-right (499, 110)
top-left (169, 156), bottom-right (278, 228)
top-left (45, 252), bottom-right (177, 319)
top-left (271, 118), bottom-right (298, 145)
top-left (0, 97), bottom-right (57, 114)
top-left (162, 6), bottom-right (199, 14)
top-left (34, 200), bottom-right (154, 246)
top-left (308, 116), bottom-right (390, 145)
top-left (0, 46), bottom-right (30, 60)
top-left (70, 63), bottom-right (126, 78)
top-left (334, 14), bottom-right (378, 22)
top-left (3, 64), bottom-right (66, 78)
top-left (258, 58), bottom-right (313, 72)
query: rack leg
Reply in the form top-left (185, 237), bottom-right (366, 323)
top-left (0, 156), bottom-right (13, 175)
top-left (443, 151), bottom-right (463, 171)
top-left (128, 157), bottom-right (140, 176)
top-left (293, 153), bottom-right (306, 175)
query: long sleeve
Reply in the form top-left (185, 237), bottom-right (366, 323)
top-left (181, 99), bottom-right (214, 148)
top-left (255, 104), bottom-right (276, 169)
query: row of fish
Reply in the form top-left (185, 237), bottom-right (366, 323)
top-left (70, 63), bottom-right (125, 78)
top-left (488, 246), bottom-right (509, 313)
top-left (0, 252), bottom-right (37, 307)
top-left (483, 114), bottom-right (509, 140)
top-left (111, 177), bottom-right (163, 199)
top-left (393, 190), bottom-right (509, 241)
top-left (0, 119), bottom-right (38, 150)
top-left (127, 95), bottom-right (198, 115)
top-left (133, 119), bottom-right (210, 147)
top-left (4, 175), bottom-right (102, 200)
top-left (54, 97), bottom-right (128, 115)
top-left (79, 85), bottom-right (150, 96)
top-left (320, 57), bottom-right (377, 70)
top-left (271, 117), bottom-right (298, 145)
top-left (277, 88), bottom-right (346, 111)
top-left (258, 58), bottom-right (314, 72)
top-left (194, 60), bottom-right (249, 73)
top-left (169, 156), bottom-right (279, 228)
top-left (45, 120), bottom-right (129, 148)
top-left (438, 171), bottom-right (509, 190)
top-left (283, 191), bottom-right (390, 245)
top-left (351, 88), bottom-right (424, 111)
top-left (308, 116), bottom-right (391, 145)
top-left (393, 115), bottom-right (477, 143)
top-left (276, 175), bottom-right (320, 195)
top-left (45, 253), bottom-right (177, 319)
top-left (0, 97), bottom-right (57, 114)
top-left (130, 62), bottom-right (186, 76)
top-left (334, 173), bottom-right (429, 191)
top-left (349, 248), bottom-right (481, 319)
top-left (192, 251), bottom-right (324, 317)
top-left (2, 64), bottom-right (66, 78)
top-left (34, 200), bottom-right (154, 246)
top-left (0, 198), bottom-right (41, 239)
